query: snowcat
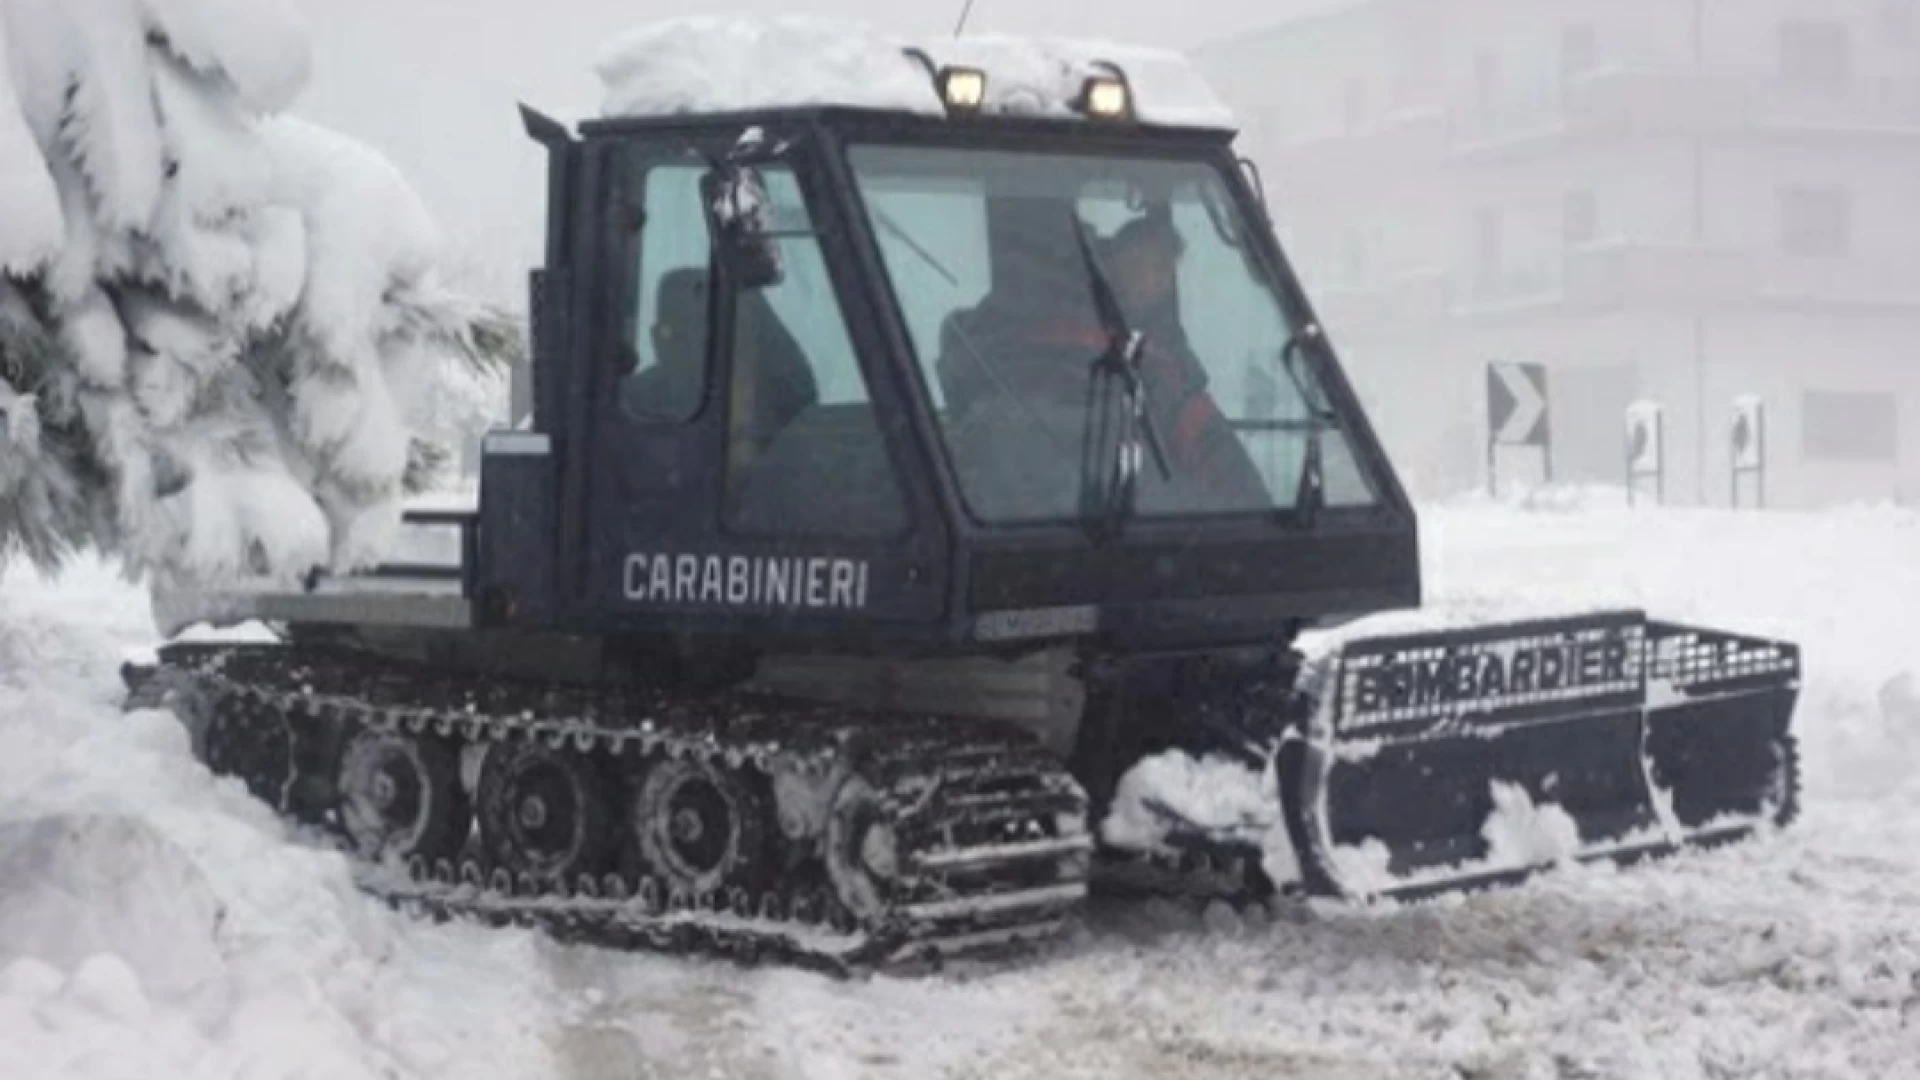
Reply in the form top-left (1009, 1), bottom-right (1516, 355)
top-left (120, 26), bottom-right (1802, 975)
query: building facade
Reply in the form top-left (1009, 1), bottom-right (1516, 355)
top-left (1193, 0), bottom-right (1920, 507)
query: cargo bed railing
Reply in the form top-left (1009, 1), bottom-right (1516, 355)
top-left (364, 505), bottom-right (482, 593)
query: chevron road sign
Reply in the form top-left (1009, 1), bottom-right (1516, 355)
top-left (1487, 362), bottom-right (1550, 447)
top-left (1486, 361), bottom-right (1552, 496)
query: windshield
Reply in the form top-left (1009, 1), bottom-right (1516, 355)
top-left (847, 144), bottom-right (1380, 526)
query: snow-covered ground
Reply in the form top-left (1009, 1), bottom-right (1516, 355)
top-left (3, 494), bottom-right (1920, 1079)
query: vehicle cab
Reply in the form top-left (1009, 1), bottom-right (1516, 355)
top-left (483, 20), bottom-right (1420, 655)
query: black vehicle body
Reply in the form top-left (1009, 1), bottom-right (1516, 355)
top-left (477, 103), bottom-right (1418, 661)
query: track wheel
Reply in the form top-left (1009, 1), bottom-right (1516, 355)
top-left (629, 756), bottom-right (768, 898)
top-left (476, 739), bottom-right (614, 883)
top-left (204, 694), bottom-right (296, 811)
top-left (823, 775), bottom-right (901, 923)
top-left (336, 729), bottom-right (471, 863)
top-left (1764, 733), bottom-right (1802, 829)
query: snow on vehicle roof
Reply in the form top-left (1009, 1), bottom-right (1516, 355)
top-left (596, 16), bottom-right (944, 120)
top-left (594, 15), bottom-right (1236, 130)
top-left (915, 36), bottom-right (1236, 128)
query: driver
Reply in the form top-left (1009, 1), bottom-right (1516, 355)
top-left (933, 205), bottom-right (1268, 516)
top-left (1080, 212), bottom-right (1270, 509)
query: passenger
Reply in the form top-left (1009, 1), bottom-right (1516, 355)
top-left (623, 266), bottom-right (817, 455)
top-left (935, 200), bottom-right (1098, 418)
top-left (623, 265), bottom-right (710, 421)
top-left (937, 208), bottom-right (1269, 516)
top-left (1097, 212), bottom-right (1269, 510)
top-left (931, 201), bottom-right (1109, 519)
top-left (728, 280), bottom-right (818, 466)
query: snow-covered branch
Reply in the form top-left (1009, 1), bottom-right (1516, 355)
top-left (0, 0), bottom-right (519, 587)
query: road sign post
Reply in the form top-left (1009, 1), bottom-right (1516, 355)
top-left (1730, 395), bottom-right (1766, 509)
top-left (1624, 400), bottom-right (1664, 506)
top-left (1486, 361), bottom-right (1551, 496)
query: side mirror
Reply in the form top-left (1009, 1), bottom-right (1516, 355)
top-left (702, 162), bottom-right (783, 290)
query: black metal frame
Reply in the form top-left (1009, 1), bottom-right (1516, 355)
top-left (381, 508), bottom-right (478, 584)
top-left (490, 104), bottom-right (1420, 654)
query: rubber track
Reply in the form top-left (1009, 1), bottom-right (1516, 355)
top-left (153, 642), bottom-right (1095, 977)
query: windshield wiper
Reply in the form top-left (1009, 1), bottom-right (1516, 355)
top-left (1071, 218), bottom-right (1171, 542)
top-left (1278, 331), bottom-right (1339, 525)
top-left (872, 206), bottom-right (959, 287)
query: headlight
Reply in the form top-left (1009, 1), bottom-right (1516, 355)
top-left (1080, 75), bottom-right (1132, 120)
top-left (938, 66), bottom-right (988, 112)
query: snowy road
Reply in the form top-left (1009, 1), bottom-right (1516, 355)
top-left (3, 494), bottom-right (1919, 1079)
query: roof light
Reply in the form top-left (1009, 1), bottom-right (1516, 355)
top-left (1080, 75), bottom-right (1132, 120)
top-left (938, 66), bottom-right (987, 113)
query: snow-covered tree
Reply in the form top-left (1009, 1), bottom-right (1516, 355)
top-left (0, 0), bottom-right (519, 588)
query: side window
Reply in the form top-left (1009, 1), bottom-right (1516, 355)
top-left (721, 165), bottom-right (909, 536)
top-left (622, 163), bottom-right (713, 422)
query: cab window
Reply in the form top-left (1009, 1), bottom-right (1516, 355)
top-left (620, 163), bottom-right (713, 423)
top-left (719, 165), bottom-right (910, 537)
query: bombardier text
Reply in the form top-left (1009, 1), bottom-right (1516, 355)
top-left (1348, 633), bottom-right (1637, 718)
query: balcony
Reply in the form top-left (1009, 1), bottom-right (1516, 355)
top-left (1560, 243), bottom-right (1761, 310)
top-left (1449, 243), bottom-right (1920, 321)
top-left (1453, 69), bottom-right (1920, 160)
top-left (1760, 254), bottom-right (1920, 314)
top-left (1750, 76), bottom-right (1920, 138)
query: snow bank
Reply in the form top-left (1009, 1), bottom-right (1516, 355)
top-left (595, 15), bottom-right (1235, 129)
top-left (0, 954), bottom-right (243, 1080)
top-left (1478, 780), bottom-right (1582, 870)
top-left (0, 814), bottom-right (227, 1005)
top-left (1102, 749), bottom-right (1302, 887)
top-left (14, 500), bottom-right (1920, 1076)
top-left (1438, 480), bottom-right (1638, 514)
top-left (0, 556), bottom-right (567, 1079)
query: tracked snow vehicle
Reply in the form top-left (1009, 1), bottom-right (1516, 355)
top-left (122, 23), bottom-right (1801, 974)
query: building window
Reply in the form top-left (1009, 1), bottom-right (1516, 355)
top-left (1563, 190), bottom-right (1597, 247)
top-left (1802, 389), bottom-right (1897, 462)
top-left (1561, 25), bottom-right (1597, 79)
top-left (1885, 1), bottom-right (1916, 44)
top-left (1779, 187), bottom-right (1851, 255)
top-left (1779, 20), bottom-right (1851, 88)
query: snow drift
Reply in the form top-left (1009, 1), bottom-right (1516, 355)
top-left (0, 0), bottom-right (516, 588)
top-left (10, 499), bottom-right (1920, 1077)
top-left (0, 556), bottom-right (567, 1079)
